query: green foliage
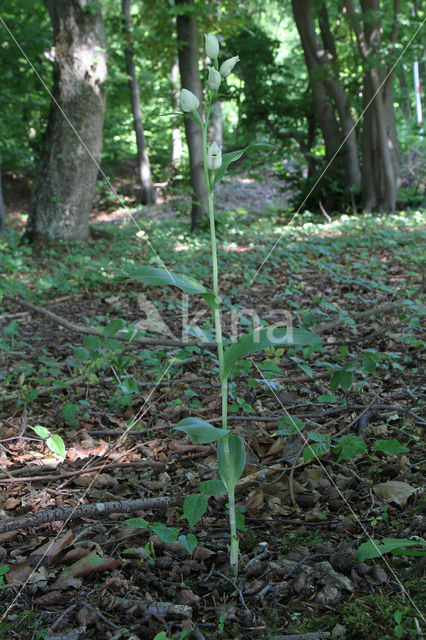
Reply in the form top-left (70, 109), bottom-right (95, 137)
top-left (28, 425), bottom-right (66, 459)
top-left (182, 493), bottom-right (208, 528)
top-left (173, 418), bottom-right (229, 443)
top-left (357, 538), bottom-right (426, 563)
top-left (217, 434), bottom-right (246, 493)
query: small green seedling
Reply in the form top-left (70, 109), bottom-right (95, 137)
top-left (393, 610), bottom-right (403, 638)
top-left (28, 425), bottom-right (66, 459)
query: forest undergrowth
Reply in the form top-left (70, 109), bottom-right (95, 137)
top-left (0, 175), bottom-right (425, 640)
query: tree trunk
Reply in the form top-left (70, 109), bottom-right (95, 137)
top-left (291, 0), bottom-right (360, 190)
top-left (170, 57), bottom-right (183, 172)
top-left (175, 0), bottom-right (207, 231)
top-left (122, 0), bottom-right (155, 205)
top-left (344, 0), bottom-right (400, 211)
top-left (0, 163), bottom-right (6, 233)
top-left (24, 0), bottom-right (107, 243)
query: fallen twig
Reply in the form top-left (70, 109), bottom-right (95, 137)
top-left (0, 496), bottom-right (177, 533)
top-left (0, 459), bottom-right (164, 482)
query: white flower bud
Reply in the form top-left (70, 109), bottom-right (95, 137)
top-left (208, 67), bottom-right (221, 91)
top-left (205, 33), bottom-right (219, 59)
top-left (207, 141), bottom-right (222, 170)
top-left (219, 55), bottom-right (240, 78)
top-left (180, 88), bottom-right (200, 112)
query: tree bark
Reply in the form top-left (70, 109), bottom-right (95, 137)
top-left (24, 0), bottom-right (107, 243)
top-left (170, 57), bottom-right (183, 172)
top-left (0, 163), bottom-right (6, 233)
top-left (291, 0), bottom-right (360, 190)
top-left (175, 0), bottom-right (207, 231)
top-left (344, 0), bottom-right (400, 211)
top-left (122, 0), bottom-right (155, 205)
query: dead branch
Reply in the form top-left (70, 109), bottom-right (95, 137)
top-left (0, 459), bottom-right (164, 482)
top-left (3, 294), bottom-right (216, 349)
top-left (0, 496), bottom-right (177, 533)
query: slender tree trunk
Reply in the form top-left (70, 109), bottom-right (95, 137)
top-left (170, 57), bottom-right (183, 172)
top-left (24, 0), bottom-right (107, 243)
top-left (175, 0), bottom-right (207, 231)
top-left (122, 0), bottom-right (155, 205)
top-left (0, 163), bottom-right (6, 233)
top-left (344, 0), bottom-right (400, 211)
top-left (291, 0), bottom-right (360, 190)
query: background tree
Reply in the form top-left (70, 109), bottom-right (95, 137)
top-left (344, 0), bottom-right (401, 212)
top-left (0, 163), bottom-right (6, 233)
top-left (291, 0), bottom-right (360, 206)
top-left (176, 0), bottom-right (208, 230)
top-left (122, 0), bottom-right (155, 205)
top-left (24, 0), bottom-right (107, 242)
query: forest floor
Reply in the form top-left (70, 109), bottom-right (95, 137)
top-left (0, 168), bottom-right (425, 640)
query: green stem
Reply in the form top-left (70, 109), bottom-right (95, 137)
top-left (199, 99), bottom-right (239, 578)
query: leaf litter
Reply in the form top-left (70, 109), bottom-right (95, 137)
top-left (0, 172), bottom-right (425, 639)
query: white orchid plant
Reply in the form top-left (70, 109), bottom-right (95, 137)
top-left (123, 33), bottom-right (320, 578)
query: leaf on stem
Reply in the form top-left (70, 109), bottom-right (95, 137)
top-left (214, 142), bottom-right (275, 184)
top-left (217, 434), bottom-right (246, 492)
top-left (173, 417), bottom-right (230, 443)
top-left (120, 266), bottom-right (210, 296)
top-left (222, 327), bottom-right (321, 381)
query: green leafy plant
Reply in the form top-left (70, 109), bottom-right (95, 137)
top-left (121, 33), bottom-right (320, 578)
top-left (356, 538), bottom-right (426, 563)
top-left (277, 416), bottom-right (409, 466)
top-left (28, 425), bottom-right (66, 459)
top-left (393, 610), bottom-right (404, 638)
top-left (0, 565), bottom-right (10, 589)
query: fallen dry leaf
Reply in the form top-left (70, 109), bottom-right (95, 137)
top-left (373, 480), bottom-right (417, 507)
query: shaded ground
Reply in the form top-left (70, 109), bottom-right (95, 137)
top-left (0, 172), bottom-right (425, 640)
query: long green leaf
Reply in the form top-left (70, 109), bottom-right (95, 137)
top-left (173, 417), bottom-right (229, 443)
top-left (357, 538), bottom-right (426, 563)
top-left (222, 327), bottom-right (321, 381)
top-left (122, 266), bottom-right (210, 296)
top-left (217, 434), bottom-right (246, 492)
top-left (214, 143), bottom-right (275, 184)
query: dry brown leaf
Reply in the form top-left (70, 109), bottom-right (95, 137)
top-left (6, 559), bottom-right (48, 585)
top-left (373, 480), bottom-right (417, 507)
top-left (4, 497), bottom-right (20, 510)
top-left (244, 488), bottom-right (264, 511)
top-left (28, 530), bottom-right (74, 568)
